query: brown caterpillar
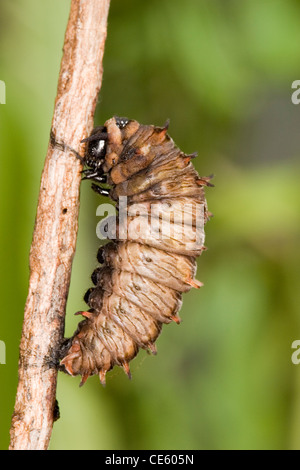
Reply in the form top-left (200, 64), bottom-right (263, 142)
top-left (60, 117), bottom-right (212, 386)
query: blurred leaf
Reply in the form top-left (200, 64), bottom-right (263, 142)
top-left (1, 0), bottom-right (300, 451)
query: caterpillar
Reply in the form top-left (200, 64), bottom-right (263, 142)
top-left (60, 116), bottom-right (212, 386)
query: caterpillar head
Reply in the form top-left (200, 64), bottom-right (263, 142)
top-left (81, 125), bottom-right (108, 171)
top-left (82, 117), bottom-right (135, 172)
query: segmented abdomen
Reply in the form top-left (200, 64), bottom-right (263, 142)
top-left (61, 117), bottom-right (211, 386)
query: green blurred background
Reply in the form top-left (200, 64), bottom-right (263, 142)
top-left (1, 0), bottom-right (300, 450)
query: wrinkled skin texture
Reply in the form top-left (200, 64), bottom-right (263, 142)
top-left (60, 117), bottom-right (211, 386)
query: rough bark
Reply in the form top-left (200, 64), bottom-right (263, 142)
top-left (9, 0), bottom-right (111, 450)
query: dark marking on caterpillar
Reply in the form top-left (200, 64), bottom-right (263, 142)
top-left (60, 116), bottom-right (212, 386)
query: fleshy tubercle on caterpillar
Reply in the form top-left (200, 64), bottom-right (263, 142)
top-left (60, 117), bottom-right (212, 386)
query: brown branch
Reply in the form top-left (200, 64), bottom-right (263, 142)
top-left (9, 0), bottom-right (111, 450)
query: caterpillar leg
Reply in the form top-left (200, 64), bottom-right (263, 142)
top-left (82, 169), bottom-right (107, 183)
top-left (91, 183), bottom-right (110, 196)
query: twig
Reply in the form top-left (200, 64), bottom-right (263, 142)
top-left (9, 0), bottom-right (111, 450)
